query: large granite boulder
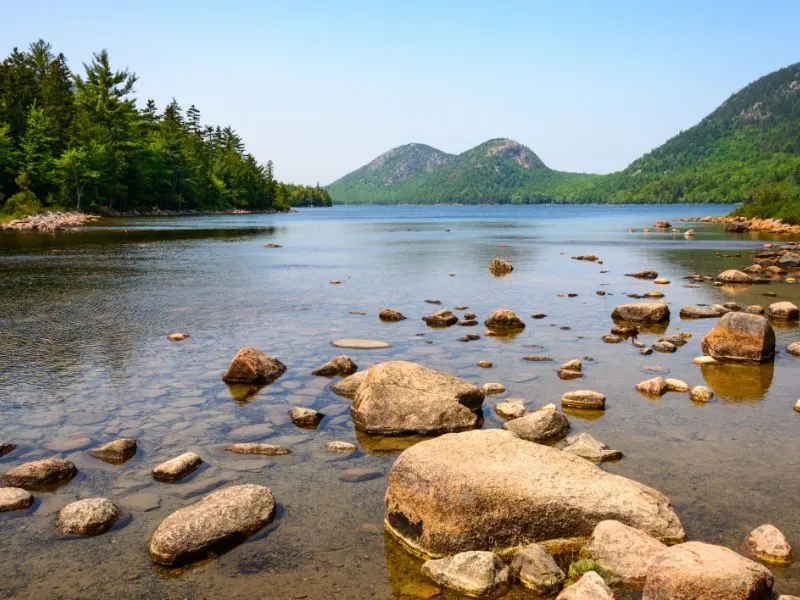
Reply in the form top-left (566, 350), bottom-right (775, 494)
top-left (701, 313), bottom-right (776, 363)
top-left (222, 347), bottom-right (286, 384)
top-left (612, 303), bottom-right (670, 323)
top-left (2, 457), bottom-right (77, 490)
top-left (385, 429), bottom-right (684, 558)
top-left (148, 484), bottom-right (275, 566)
top-left (421, 551), bottom-right (509, 599)
top-left (643, 541), bottom-right (773, 600)
top-left (582, 519), bottom-right (666, 586)
top-left (351, 361), bottom-right (484, 435)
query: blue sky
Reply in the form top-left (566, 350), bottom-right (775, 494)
top-left (4, 0), bottom-right (799, 184)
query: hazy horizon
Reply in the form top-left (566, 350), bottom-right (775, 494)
top-left (4, 0), bottom-right (800, 185)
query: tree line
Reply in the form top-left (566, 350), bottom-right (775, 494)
top-left (0, 40), bottom-right (330, 218)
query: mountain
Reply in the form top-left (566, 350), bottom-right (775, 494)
top-left (327, 138), bottom-right (595, 204)
top-left (327, 62), bottom-right (800, 213)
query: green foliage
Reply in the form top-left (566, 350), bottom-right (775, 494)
top-left (328, 63), bottom-right (800, 209)
top-left (565, 558), bottom-right (614, 586)
top-left (0, 39), bottom-right (291, 217)
top-left (1, 189), bottom-right (42, 218)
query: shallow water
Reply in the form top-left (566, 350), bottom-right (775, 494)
top-left (1, 204), bottom-right (799, 599)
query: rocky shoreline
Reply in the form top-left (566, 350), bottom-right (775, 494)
top-left (0, 212), bottom-right (101, 233)
top-left (680, 214), bottom-right (800, 236)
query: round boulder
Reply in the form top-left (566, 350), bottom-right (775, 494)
top-left (502, 409), bottom-right (570, 443)
top-left (484, 309), bottom-right (526, 332)
top-left (385, 429), bottom-right (685, 558)
top-left (56, 498), bottom-right (119, 536)
top-left (222, 347), bottom-right (286, 384)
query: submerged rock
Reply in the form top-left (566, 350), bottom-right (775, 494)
top-left (56, 498), bottom-right (119, 536)
top-left (612, 303), bottom-right (670, 323)
top-left (422, 551), bottom-right (509, 599)
top-left (563, 432), bottom-right (622, 462)
top-left (741, 524), bottom-right (793, 565)
top-left (311, 355), bottom-right (358, 377)
top-left (494, 398), bottom-right (526, 420)
top-left (562, 390), bottom-right (606, 410)
top-left (222, 347), bottom-right (286, 384)
top-left (351, 361), bottom-right (484, 435)
top-left (502, 409), bottom-right (570, 443)
top-left (331, 371), bottom-right (367, 398)
top-left (488, 258), bottom-right (513, 276)
top-left (0, 487), bottom-right (33, 512)
top-left (701, 312), bottom-right (776, 363)
top-left (483, 309), bottom-right (526, 332)
top-left (385, 429), bottom-right (684, 557)
top-left (556, 571), bottom-right (613, 599)
top-left (582, 519), bottom-right (666, 586)
top-left (510, 543), bottom-right (565, 594)
top-left (224, 443), bottom-right (290, 456)
top-left (0, 443), bottom-right (17, 457)
top-left (152, 452), bottom-right (202, 482)
top-left (379, 308), bottom-right (407, 322)
top-left (148, 484), bottom-right (276, 566)
top-left (2, 457), bottom-right (77, 490)
top-left (643, 541), bottom-right (774, 600)
top-left (88, 439), bottom-right (137, 463)
top-left (289, 407), bottom-right (324, 428)
top-left (422, 309), bottom-right (458, 327)
top-left (331, 338), bottom-right (391, 349)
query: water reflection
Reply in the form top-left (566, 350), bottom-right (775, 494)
top-left (700, 361), bottom-right (775, 402)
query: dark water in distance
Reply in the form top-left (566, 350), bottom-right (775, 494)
top-left (1, 204), bottom-right (799, 599)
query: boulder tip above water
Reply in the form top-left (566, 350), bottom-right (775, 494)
top-left (701, 312), bottom-right (776, 363)
top-left (148, 484), bottom-right (276, 566)
top-left (422, 309), bottom-right (459, 327)
top-left (385, 429), bottom-right (684, 558)
top-left (152, 452), bottom-right (202, 482)
top-left (483, 309), bottom-right (526, 332)
top-left (222, 347), bottom-right (286, 385)
top-left (488, 258), bottom-right (513, 276)
top-left (224, 443), bottom-right (291, 456)
top-left (289, 407), bottom-right (324, 429)
top-left (741, 524), bottom-right (793, 565)
top-left (89, 438), bottom-right (137, 463)
top-left (351, 361), bottom-right (484, 435)
top-left (56, 498), bottom-right (119, 536)
top-left (612, 303), bottom-right (670, 323)
top-left (2, 457), bottom-right (77, 490)
top-left (379, 308), bottom-right (407, 322)
top-left (643, 541), bottom-right (774, 600)
top-left (422, 551), bottom-right (510, 599)
top-left (311, 355), bottom-right (358, 377)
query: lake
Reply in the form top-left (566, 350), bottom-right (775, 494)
top-left (1, 204), bottom-right (798, 599)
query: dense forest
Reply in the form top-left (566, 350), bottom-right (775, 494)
top-left (328, 62), bottom-right (800, 221)
top-left (0, 40), bottom-right (331, 219)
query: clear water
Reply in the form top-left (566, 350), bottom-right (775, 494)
top-left (0, 204), bottom-right (798, 599)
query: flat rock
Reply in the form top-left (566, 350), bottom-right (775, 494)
top-left (422, 309), bottom-right (458, 327)
top-left (0, 487), bottom-right (33, 512)
top-left (701, 313), bottom-right (776, 363)
top-left (325, 440), bottom-right (357, 452)
top-left (612, 303), bottom-right (670, 323)
top-left (331, 371), bottom-right (367, 398)
top-left (57, 498), bottom-right (119, 536)
top-left (311, 355), bottom-right (358, 377)
top-left (385, 429), bottom-right (684, 557)
top-left (524, 355), bottom-right (554, 361)
top-left (224, 443), bottom-right (290, 456)
top-left (222, 347), bottom-right (286, 384)
top-left (2, 458), bottom-right (77, 490)
top-left (562, 390), bottom-right (606, 410)
top-left (582, 519), bottom-right (666, 586)
top-left (626, 270), bottom-right (658, 279)
top-left (148, 484), bottom-right (276, 566)
top-left (152, 452), bottom-right (202, 482)
top-left (484, 309), bottom-right (525, 332)
top-left (289, 407), bottom-right (324, 428)
top-left (379, 308), bottom-right (406, 322)
top-left (89, 439), bottom-right (137, 463)
top-left (563, 432), bottom-right (622, 462)
top-left (482, 382), bottom-right (505, 395)
top-left (680, 305), bottom-right (725, 319)
top-left (769, 301), bottom-right (799, 321)
top-left (422, 551), bottom-right (509, 599)
top-left (331, 338), bottom-right (391, 349)
top-left (502, 409), bottom-right (570, 443)
top-left (643, 541), bottom-right (774, 600)
top-left (690, 386), bottom-right (714, 402)
top-left (510, 543), bottom-right (565, 594)
top-left (741, 524), bottom-right (793, 565)
top-left (556, 571), bottom-right (614, 599)
top-left (351, 361), bottom-right (484, 435)
top-left (602, 334), bottom-right (623, 343)
top-left (494, 398), bottom-right (526, 420)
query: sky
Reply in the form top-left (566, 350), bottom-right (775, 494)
top-left (3, 0), bottom-right (799, 185)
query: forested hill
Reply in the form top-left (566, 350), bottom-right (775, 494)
top-left (0, 40), bottom-right (331, 219)
top-left (327, 62), bottom-right (800, 213)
